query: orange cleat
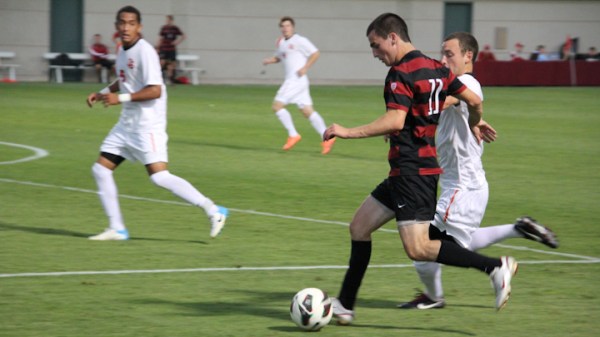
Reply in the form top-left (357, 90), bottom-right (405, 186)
top-left (283, 135), bottom-right (302, 150)
top-left (321, 137), bottom-right (336, 155)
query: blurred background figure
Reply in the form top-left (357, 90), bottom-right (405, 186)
top-left (510, 42), bottom-right (525, 61)
top-left (477, 44), bottom-right (496, 62)
top-left (88, 34), bottom-right (114, 83)
top-left (157, 15), bottom-right (186, 84)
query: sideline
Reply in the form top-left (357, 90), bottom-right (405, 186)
top-left (0, 142), bottom-right (49, 165)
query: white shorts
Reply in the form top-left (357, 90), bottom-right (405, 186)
top-left (274, 76), bottom-right (313, 108)
top-left (432, 184), bottom-right (489, 248)
top-left (100, 125), bottom-right (168, 165)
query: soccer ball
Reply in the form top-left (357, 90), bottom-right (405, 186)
top-left (290, 287), bottom-right (333, 331)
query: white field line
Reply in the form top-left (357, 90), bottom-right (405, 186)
top-left (0, 142), bottom-right (49, 165)
top-left (1, 177), bottom-right (599, 279)
top-left (2, 259), bottom-right (599, 279)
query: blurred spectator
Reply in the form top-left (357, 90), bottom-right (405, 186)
top-left (584, 47), bottom-right (599, 61)
top-left (157, 15), bottom-right (186, 84)
top-left (530, 45), bottom-right (550, 61)
top-left (88, 34), bottom-right (114, 83)
top-left (510, 42), bottom-right (525, 61)
top-left (477, 44), bottom-right (496, 61)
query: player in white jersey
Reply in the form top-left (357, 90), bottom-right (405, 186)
top-left (398, 32), bottom-right (559, 309)
top-left (85, 6), bottom-right (228, 241)
top-left (262, 16), bottom-right (336, 154)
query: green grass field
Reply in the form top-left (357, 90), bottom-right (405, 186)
top-left (1, 83), bottom-right (599, 337)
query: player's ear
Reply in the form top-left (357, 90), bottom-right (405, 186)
top-left (465, 50), bottom-right (474, 63)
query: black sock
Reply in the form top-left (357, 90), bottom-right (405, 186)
top-left (436, 240), bottom-right (501, 274)
top-left (338, 240), bottom-right (372, 310)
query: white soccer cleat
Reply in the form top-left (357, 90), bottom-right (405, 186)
top-left (490, 256), bottom-right (518, 311)
top-left (88, 228), bottom-right (129, 241)
top-left (209, 206), bottom-right (228, 238)
top-left (331, 297), bottom-right (354, 325)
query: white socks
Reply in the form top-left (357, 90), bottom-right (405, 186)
top-left (150, 170), bottom-right (218, 217)
top-left (468, 224), bottom-right (521, 250)
top-left (275, 109), bottom-right (299, 137)
top-left (414, 261), bottom-right (444, 300)
top-left (308, 111), bottom-right (327, 137)
top-left (92, 163), bottom-right (125, 231)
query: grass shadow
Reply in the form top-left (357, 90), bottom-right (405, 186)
top-left (0, 221), bottom-right (207, 244)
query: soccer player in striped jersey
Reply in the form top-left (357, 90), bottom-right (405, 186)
top-left (323, 13), bottom-right (517, 325)
top-left (262, 16), bottom-right (336, 154)
top-left (86, 6), bottom-right (228, 241)
top-left (398, 32), bottom-right (558, 310)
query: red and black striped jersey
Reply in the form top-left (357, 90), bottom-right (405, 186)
top-left (158, 25), bottom-right (183, 52)
top-left (384, 50), bottom-right (466, 176)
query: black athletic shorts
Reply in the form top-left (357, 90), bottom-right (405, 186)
top-left (159, 50), bottom-right (177, 62)
top-left (370, 175), bottom-right (439, 225)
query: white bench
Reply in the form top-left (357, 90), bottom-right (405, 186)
top-left (43, 52), bottom-right (115, 83)
top-left (177, 54), bottom-right (204, 85)
top-left (0, 51), bottom-right (21, 82)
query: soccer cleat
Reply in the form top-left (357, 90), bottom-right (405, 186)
top-left (331, 297), bottom-right (354, 325)
top-left (397, 291), bottom-right (446, 309)
top-left (282, 135), bottom-right (302, 151)
top-left (514, 216), bottom-right (559, 248)
top-left (490, 256), bottom-right (518, 311)
top-left (209, 206), bottom-right (228, 238)
top-left (321, 137), bottom-right (336, 155)
top-left (88, 228), bottom-right (129, 241)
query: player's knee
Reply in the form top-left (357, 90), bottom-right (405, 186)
top-left (349, 222), bottom-right (371, 241)
top-left (404, 244), bottom-right (432, 262)
top-left (92, 163), bottom-right (112, 181)
top-left (149, 170), bottom-right (171, 188)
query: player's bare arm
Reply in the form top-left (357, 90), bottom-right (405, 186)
top-left (443, 96), bottom-right (460, 109)
top-left (87, 79), bottom-right (120, 107)
top-left (297, 51), bottom-right (320, 77)
top-left (174, 33), bottom-right (186, 46)
top-left (324, 109), bottom-right (406, 140)
top-left (99, 85), bottom-right (162, 107)
top-left (262, 56), bottom-right (280, 65)
top-left (455, 88), bottom-right (483, 128)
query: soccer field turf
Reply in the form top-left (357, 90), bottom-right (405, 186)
top-left (1, 83), bottom-right (599, 336)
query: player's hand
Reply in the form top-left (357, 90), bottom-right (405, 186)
top-left (296, 67), bottom-right (307, 77)
top-left (323, 123), bottom-right (348, 140)
top-left (100, 93), bottom-right (120, 107)
top-left (86, 93), bottom-right (101, 107)
top-left (472, 120), bottom-right (497, 143)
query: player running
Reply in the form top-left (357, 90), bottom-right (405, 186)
top-left (85, 5), bottom-right (228, 241)
top-left (262, 16), bottom-right (336, 154)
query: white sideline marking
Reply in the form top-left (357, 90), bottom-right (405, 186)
top-left (1, 260), bottom-right (599, 279)
top-left (0, 142), bottom-right (49, 165)
top-left (1, 178), bottom-right (598, 279)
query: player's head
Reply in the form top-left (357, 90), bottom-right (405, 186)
top-left (166, 15), bottom-right (174, 24)
top-left (115, 6), bottom-right (142, 47)
top-left (366, 13), bottom-right (411, 66)
top-left (93, 34), bottom-right (102, 44)
top-left (441, 32), bottom-right (478, 76)
top-left (279, 16), bottom-right (295, 39)
top-left (366, 13), bottom-right (411, 43)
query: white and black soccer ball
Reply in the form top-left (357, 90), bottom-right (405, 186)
top-left (290, 287), bottom-right (333, 331)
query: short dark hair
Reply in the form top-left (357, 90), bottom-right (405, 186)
top-left (444, 32), bottom-right (479, 62)
top-left (116, 5), bottom-right (141, 24)
top-left (280, 16), bottom-right (295, 27)
top-left (366, 13), bottom-right (411, 43)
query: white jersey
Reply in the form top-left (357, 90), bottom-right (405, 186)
top-left (275, 34), bottom-right (318, 80)
top-left (115, 38), bottom-right (167, 133)
top-left (436, 74), bottom-right (486, 191)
